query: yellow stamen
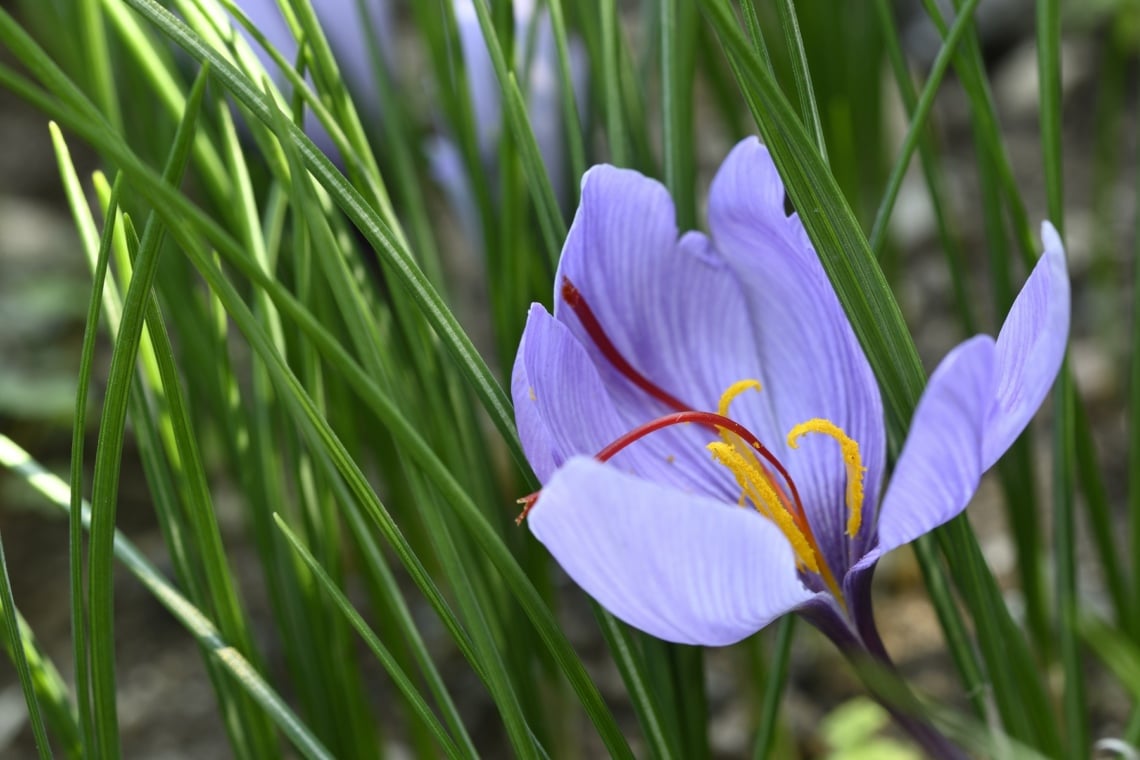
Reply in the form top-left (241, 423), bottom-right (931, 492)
top-left (708, 441), bottom-right (819, 574)
top-left (786, 419), bottom-right (866, 537)
top-left (717, 379), bottom-right (763, 417)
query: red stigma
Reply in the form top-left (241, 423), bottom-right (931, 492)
top-left (517, 279), bottom-right (813, 550)
top-left (561, 277), bottom-right (691, 413)
top-left (515, 411), bottom-right (811, 539)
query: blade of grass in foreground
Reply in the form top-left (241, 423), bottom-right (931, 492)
top-left (751, 617), bottom-right (794, 760)
top-left (1052, 368), bottom-right (1087, 756)
top-left (0, 436), bottom-right (333, 760)
top-left (873, 0), bottom-right (976, 334)
top-left (83, 63), bottom-right (208, 758)
top-left (867, 0), bottom-right (982, 255)
top-left (0, 527), bottom-right (53, 759)
top-left (1132, 75), bottom-right (1140, 638)
top-left (660, 0), bottom-right (697, 228)
top-left (49, 123), bottom-right (116, 756)
top-left (274, 515), bottom-right (469, 760)
top-left (1, 606), bottom-right (80, 758)
top-left (1038, 2), bottom-right (1086, 754)
top-left (772, 0), bottom-right (826, 161)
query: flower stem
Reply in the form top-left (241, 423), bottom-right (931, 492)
top-left (799, 606), bottom-right (967, 760)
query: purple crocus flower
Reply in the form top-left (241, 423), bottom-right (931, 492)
top-left (512, 136), bottom-right (1067, 691)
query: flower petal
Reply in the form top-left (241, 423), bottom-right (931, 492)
top-left (513, 305), bottom-right (734, 496)
top-left (706, 137), bottom-right (886, 575)
top-left (548, 165), bottom-right (793, 501)
top-left (511, 312), bottom-right (560, 483)
top-left (553, 166), bottom-right (765, 419)
top-left (529, 457), bottom-right (815, 646)
top-left (512, 306), bottom-right (626, 478)
top-left (982, 221), bottom-right (1070, 470)
top-left (859, 335), bottom-right (996, 566)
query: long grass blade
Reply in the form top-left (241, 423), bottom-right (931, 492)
top-left (867, 0), bottom-right (983, 255)
top-left (0, 436), bottom-right (333, 760)
top-left (1052, 368), bottom-right (1088, 755)
top-left (751, 617), bottom-right (794, 760)
top-left (0, 528), bottom-right (54, 759)
top-left (273, 515), bottom-right (470, 760)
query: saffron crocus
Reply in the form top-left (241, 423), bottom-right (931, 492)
top-left (513, 138), bottom-right (1068, 742)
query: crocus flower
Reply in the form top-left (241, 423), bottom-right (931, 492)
top-left (226, 0), bottom-right (392, 160)
top-left (427, 0), bottom-right (588, 241)
top-left (513, 137), bottom-right (1068, 656)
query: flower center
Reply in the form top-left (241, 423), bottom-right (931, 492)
top-left (521, 278), bottom-right (868, 599)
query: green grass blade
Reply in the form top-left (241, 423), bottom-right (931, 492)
top-left (598, 0), bottom-right (627, 165)
top-left (1132, 82), bottom-right (1140, 635)
top-left (341, 501), bottom-right (480, 758)
top-left (594, 612), bottom-right (679, 760)
top-left (545, 0), bottom-right (587, 193)
top-left (84, 63), bottom-right (208, 757)
top-left (6, 609), bottom-right (81, 758)
top-left (77, 0), bottom-right (120, 131)
top-left (1052, 368), bottom-right (1088, 756)
top-left (738, 0), bottom-right (772, 70)
top-left (873, 0), bottom-right (976, 333)
top-left (660, 0), bottom-right (697, 228)
top-left (49, 122), bottom-right (117, 755)
top-left (273, 515), bottom-right (470, 760)
top-left (751, 617), bottom-right (794, 760)
top-left (1036, 0), bottom-right (1064, 230)
top-left (772, 0), bottom-right (826, 160)
top-left (1081, 615), bottom-right (1140, 704)
top-left (0, 436), bottom-right (333, 760)
top-left (867, 0), bottom-right (982, 255)
top-left (0, 529), bottom-right (54, 759)
top-left (466, 0), bottom-right (567, 265)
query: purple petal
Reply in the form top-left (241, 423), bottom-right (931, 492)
top-left (856, 335), bottom-right (996, 568)
top-left (510, 313), bottom-right (559, 482)
top-left (706, 137), bottom-right (886, 576)
top-left (529, 457), bottom-right (815, 646)
top-left (551, 166), bottom-right (798, 500)
top-left (982, 221), bottom-right (1070, 470)
top-left (553, 167), bottom-right (756, 418)
top-left (512, 305), bottom-right (730, 497)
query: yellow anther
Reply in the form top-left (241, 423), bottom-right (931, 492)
top-left (708, 441), bottom-right (819, 574)
top-left (787, 419), bottom-right (866, 537)
top-left (717, 379), bottom-right (763, 418)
